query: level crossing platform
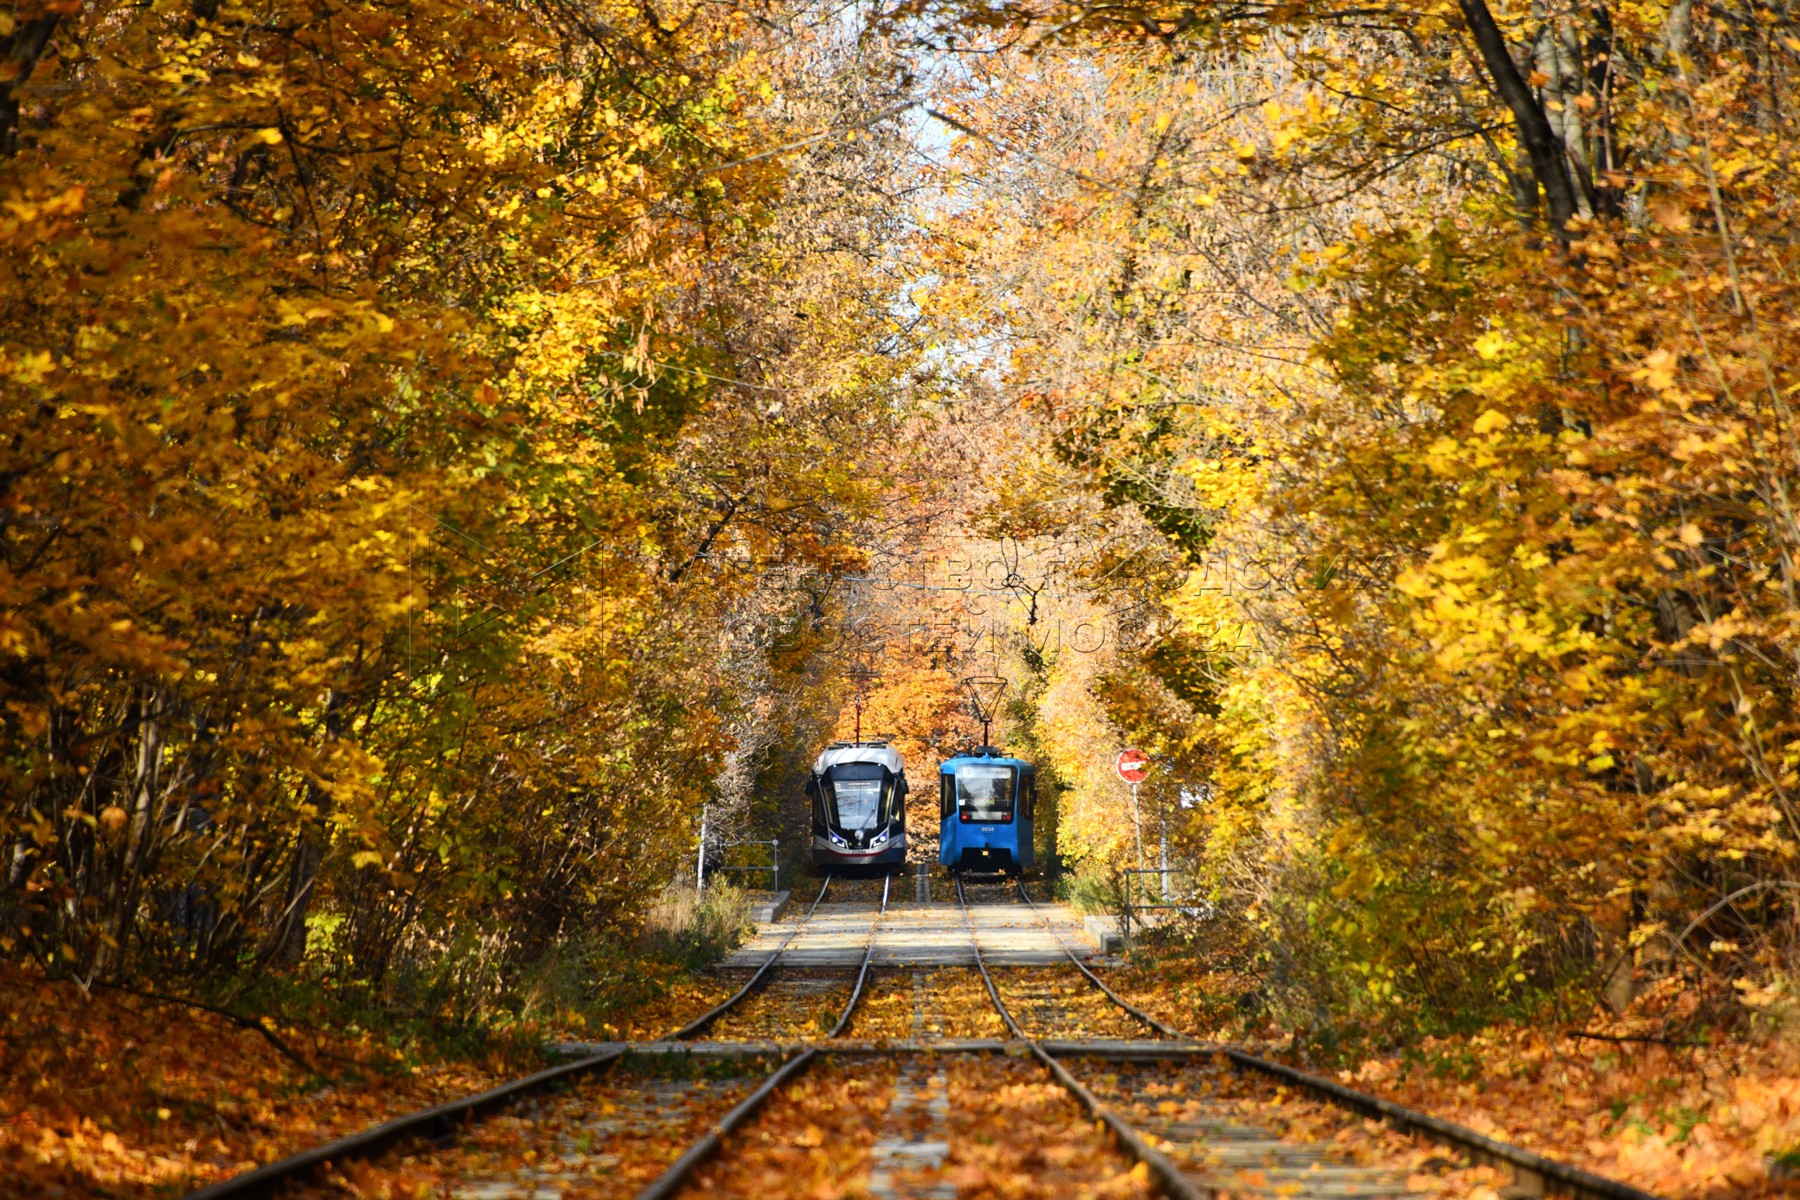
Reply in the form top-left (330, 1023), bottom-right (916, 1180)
top-left (718, 900), bottom-right (1100, 969)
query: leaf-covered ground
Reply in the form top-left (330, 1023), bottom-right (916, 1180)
top-left (691, 1052), bottom-right (1159, 1200)
top-left (821, 877), bottom-right (893, 905)
top-left (23, 939), bottom-right (1789, 1200)
top-left (1076, 1055), bottom-right (1527, 1200)
top-left (937, 1053), bottom-right (1153, 1199)
top-left (289, 1056), bottom-right (768, 1199)
top-left (989, 967), bottom-right (1152, 1041)
top-left (1, 972), bottom-right (523, 1198)
top-left (1090, 952), bottom-right (1264, 1044)
top-left (1096, 962), bottom-right (1800, 1198)
top-left (587, 974), bottom-right (739, 1042)
top-left (847, 968), bottom-right (1011, 1041)
top-left (1327, 1019), bottom-right (1799, 1198)
top-left (686, 1056), bottom-right (898, 1198)
top-left (703, 972), bottom-right (855, 1042)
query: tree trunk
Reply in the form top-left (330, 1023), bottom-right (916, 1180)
top-left (92, 686), bottom-right (169, 978)
top-left (1457, 0), bottom-right (1583, 230)
top-left (266, 836), bottom-right (322, 967)
top-left (0, 14), bottom-right (62, 156)
top-left (260, 690), bottom-right (344, 968)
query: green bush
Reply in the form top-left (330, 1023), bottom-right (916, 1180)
top-left (639, 880), bottom-right (752, 969)
top-left (1065, 867), bottom-right (1125, 918)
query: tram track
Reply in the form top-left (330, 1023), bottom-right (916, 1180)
top-left (696, 873), bottom-right (890, 1042)
top-left (629, 873), bottom-right (890, 1197)
top-left (180, 874), bottom-right (891, 1200)
top-left (182, 1048), bottom-right (635, 1200)
top-left (281, 1053), bottom-right (779, 1200)
top-left (830, 874), bottom-right (890, 1037)
top-left (1009, 875), bottom-right (1187, 1035)
top-left (182, 871), bottom-right (1667, 1200)
top-left (670, 875), bottom-right (837, 1040)
top-left (954, 873), bottom-right (1204, 1199)
top-left (958, 873), bottom-right (1666, 1200)
top-left (852, 965), bottom-right (1009, 1041)
top-left (952, 874), bottom-right (1178, 1041)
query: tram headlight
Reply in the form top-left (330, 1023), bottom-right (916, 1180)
top-left (870, 828), bottom-right (889, 848)
top-left (829, 832), bottom-right (847, 847)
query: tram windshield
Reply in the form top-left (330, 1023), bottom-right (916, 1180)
top-left (956, 764), bottom-right (1016, 822)
top-left (833, 779), bottom-right (882, 831)
top-left (828, 766), bottom-right (886, 832)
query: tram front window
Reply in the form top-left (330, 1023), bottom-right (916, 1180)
top-left (956, 765), bottom-right (1016, 823)
top-left (829, 769), bottom-right (884, 832)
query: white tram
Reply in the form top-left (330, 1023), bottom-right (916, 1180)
top-left (806, 741), bottom-right (908, 870)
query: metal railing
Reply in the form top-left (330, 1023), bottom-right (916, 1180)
top-left (711, 838), bottom-right (780, 891)
top-left (1120, 867), bottom-right (1214, 939)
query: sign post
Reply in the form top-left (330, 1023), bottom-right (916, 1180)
top-left (1116, 749), bottom-right (1151, 873)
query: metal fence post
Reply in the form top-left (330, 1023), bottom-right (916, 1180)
top-left (1119, 867), bottom-right (1203, 934)
top-left (713, 839), bottom-right (781, 891)
top-left (1121, 868), bottom-right (1131, 941)
top-left (696, 803), bottom-right (708, 899)
top-left (1159, 808), bottom-right (1170, 901)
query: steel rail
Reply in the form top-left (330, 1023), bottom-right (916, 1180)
top-left (629, 1047), bottom-right (820, 1200)
top-left (181, 875), bottom-right (842, 1200)
top-left (180, 1048), bottom-right (627, 1200)
top-left (954, 875), bottom-right (1202, 1200)
top-left (1215, 1049), bottom-right (1665, 1200)
top-left (828, 872), bottom-right (890, 1038)
top-left (1010, 877), bottom-right (1188, 1039)
top-left (631, 871), bottom-right (893, 1199)
top-left (1028, 1044), bottom-right (1206, 1200)
top-left (1017, 880), bottom-right (1666, 1200)
top-left (670, 873), bottom-right (834, 1040)
top-left (954, 874), bottom-right (1026, 1039)
top-left (553, 1038), bottom-right (1207, 1059)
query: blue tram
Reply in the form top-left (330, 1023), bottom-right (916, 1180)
top-left (807, 741), bottom-right (908, 870)
top-left (938, 749), bottom-right (1036, 874)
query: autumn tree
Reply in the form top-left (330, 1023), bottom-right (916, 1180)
top-left (906, 0), bottom-right (1800, 1026)
top-left (0, 0), bottom-right (932, 1004)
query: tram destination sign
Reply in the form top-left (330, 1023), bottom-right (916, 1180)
top-left (1116, 749), bottom-right (1151, 784)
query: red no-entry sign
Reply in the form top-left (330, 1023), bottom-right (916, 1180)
top-left (1116, 748), bottom-right (1151, 784)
